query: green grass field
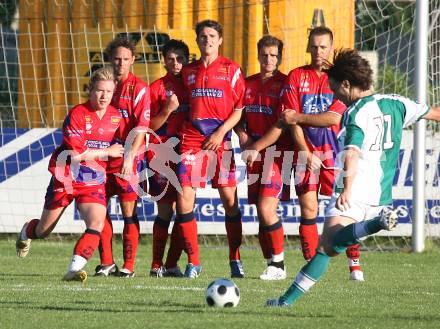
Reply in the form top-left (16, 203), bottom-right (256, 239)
top-left (1, 237), bottom-right (439, 329)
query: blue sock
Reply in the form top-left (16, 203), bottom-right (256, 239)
top-left (280, 251), bottom-right (331, 305)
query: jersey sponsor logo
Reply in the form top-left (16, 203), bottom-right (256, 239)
top-left (120, 95), bottom-right (133, 101)
top-left (187, 73), bottom-right (196, 85)
top-left (86, 140), bottom-right (110, 149)
top-left (143, 109), bottom-right (150, 121)
top-left (191, 88), bottom-right (223, 98)
top-left (217, 66), bottom-right (228, 74)
top-left (301, 94), bottom-right (333, 114)
top-left (118, 109), bottom-right (129, 118)
top-left (299, 78), bottom-right (310, 92)
top-left (111, 116), bottom-right (121, 124)
top-left (245, 104), bottom-right (273, 115)
top-left (213, 75), bottom-right (229, 81)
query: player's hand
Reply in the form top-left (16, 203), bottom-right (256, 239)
top-left (238, 133), bottom-right (253, 150)
top-left (280, 110), bottom-right (299, 125)
top-left (202, 131), bottom-right (223, 151)
top-left (121, 157), bottom-right (134, 177)
top-left (242, 149), bottom-right (259, 167)
top-left (336, 190), bottom-right (351, 212)
top-left (107, 143), bottom-right (124, 158)
top-left (307, 152), bottom-right (322, 171)
top-left (165, 93), bottom-right (179, 113)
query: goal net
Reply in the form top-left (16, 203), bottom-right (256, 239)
top-left (0, 1), bottom-right (438, 249)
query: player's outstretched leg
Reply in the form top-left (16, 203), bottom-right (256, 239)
top-left (266, 251), bottom-right (331, 307)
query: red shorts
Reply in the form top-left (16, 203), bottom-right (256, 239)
top-left (146, 149), bottom-right (178, 204)
top-left (178, 141), bottom-right (236, 188)
top-left (105, 158), bottom-right (145, 202)
top-left (44, 176), bottom-right (106, 209)
top-left (247, 150), bottom-right (291, 205)
top-left (294, 165), bottom-right (335, 197)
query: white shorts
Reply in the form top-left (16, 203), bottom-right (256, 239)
top-left (325, 193), bottom-right (385, 223)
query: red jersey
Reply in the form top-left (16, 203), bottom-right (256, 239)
top-left (281, 65), bottom-right (346, 167)
top-left (181, 56), bottom-right (245, 146)
top-left (108, 72), bottom-right (150, 173)
top-left (244, 71), bottom-right (292, 149)
top-left (149, 72), bottom-right (188, 143)
top-left (49, 101), bottom-right (122, 186)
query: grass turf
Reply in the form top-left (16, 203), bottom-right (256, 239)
top-left (1, 237), bottom-right (439, 329)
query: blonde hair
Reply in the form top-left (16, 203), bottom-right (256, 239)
top-left (88, 66), bottom-right (115, 90)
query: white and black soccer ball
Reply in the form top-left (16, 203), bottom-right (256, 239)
top-left (205, 278), bottom-right (240, 307)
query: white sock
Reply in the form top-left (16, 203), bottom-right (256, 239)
top-left (68, 255), bottom-right (87, 272)
top-left (272, 251), bottom-right (284, 263)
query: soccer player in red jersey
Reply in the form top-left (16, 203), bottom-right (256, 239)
top-left (235, 35), bottom-right (291, 280)
top-left (15, 67), bottom-right (124, 282)
top-left (176, 20), bottom-right (246, 278)
top-left (245, 27), bottom-right (363, 280)
top-left (95, 36), bottom-right (151, 278)
top-left (148, 39), bottom-right (190, 278)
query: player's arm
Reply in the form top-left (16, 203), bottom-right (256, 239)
top-left (122, 85), bottom-right (151, 175)
top-left (282, 110), bottom-right (341, 127)
top-left (423, 104), bottom-right (440, 121)
top-left (234, 118), bottom-right (253, 150)
top-left (149, 93), bottom-right (179, 131)
top-left (77, 145), bottom-right (124, 161)
top-left (249, 122), bottom-right (284, 152)
top-left (202, 109), bottom-right (243, 151)
top-left (336, 146), bottom-right (359, 211)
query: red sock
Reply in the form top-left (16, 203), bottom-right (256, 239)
top-left (264, 221), bottom-right (284, 257)
top-left (122, 215), bottom-right (140, 272)
top-left (258, 226), bottom-right (272, 261)
top-left (164, 222), bottom-right (184, 269)
top-left (225, 213), bottom-right (242, 261)
top-left (346, 244), bottom-right (362, 272)
top-left (25, 219), bottom-right (40, 239)
top-left (299, 218), bottom-right (319, 261)
top-left (98, 214), bottom-right (114, 265)
top-left (74, 229), bottom-right (100, 260)
top-left (151, 217), bottom-right (170, 269)
top-left (177, 212), bottom-right (199, 266)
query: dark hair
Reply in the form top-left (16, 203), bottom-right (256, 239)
top-left (257, 35), bottom-right (284, 62)
top-left (308, 26), bottom-right (333, 44)
top-left (325, 48), bottom-right (373, 91)
top-left (105, 36), bottom-right (136, 58)
top-left (195, 19), bottom-right (223, 38)
top-left (162, 39), bottom-right (190, 61)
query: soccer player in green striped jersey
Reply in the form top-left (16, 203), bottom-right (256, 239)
top-left (266, 48), bottom-right (440, 307)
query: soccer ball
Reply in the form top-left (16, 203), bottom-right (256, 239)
top-left (205, 278), bottom-right (240, 307)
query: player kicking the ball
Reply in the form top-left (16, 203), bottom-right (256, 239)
top-left (266, 48), bottom-right (440, 307)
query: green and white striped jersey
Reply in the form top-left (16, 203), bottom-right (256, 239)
top-left (335, 94), bottom-right (429, 205)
